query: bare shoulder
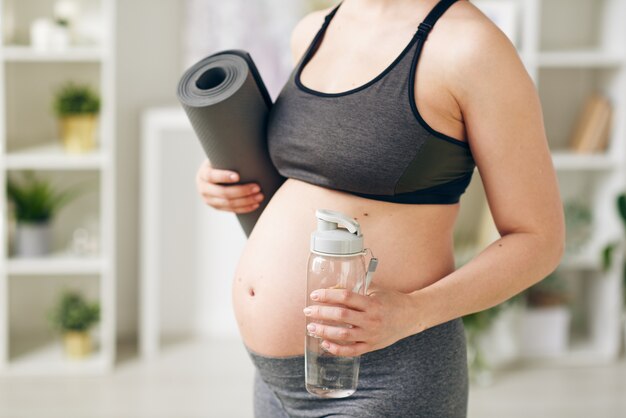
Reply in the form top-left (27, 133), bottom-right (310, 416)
top-left (289, 7), bottom-right (333, 66)
top-left (438, 0), bottom-right (533, 102)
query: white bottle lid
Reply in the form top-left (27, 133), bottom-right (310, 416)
top-left (310, 209), bottom-right (364, 256)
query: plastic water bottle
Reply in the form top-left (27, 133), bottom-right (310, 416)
top-left (305, 209), bottom-right (377, 398)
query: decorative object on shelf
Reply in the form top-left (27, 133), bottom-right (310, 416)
top-left (53, 0), bottom-right (80, 45)
top-left (563, 198), bottom-right (592, 257)
top-left (472, 0), bottom-right (519, 47)
top-left (567, 93), bottom-right (613, 154)
top-left (53, 82), bottom-right (101, 154)
top-left (69, 215), bottom-right (100, 257)
top-left (520, 271), bottom-right (571, 358)
top-left (6, 170), bottom-right (88, 257)
top-left (54, 1), bottom-right (80, 26)
top-left (29, 1), bottom-right (80, 51)
top-left (30, 19), bottom-right (71, 52)
top-left (47, 289), bottom-right (100, 359)
top-left (30, 18), bottom-right (58, 51)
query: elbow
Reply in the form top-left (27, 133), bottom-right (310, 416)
top-left (551, 228), bottom-right (566, 270)
top-left (543, 214), bottom-right (566, 274)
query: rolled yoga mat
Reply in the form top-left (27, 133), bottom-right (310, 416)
top-left (177, 49), bottom-right (286, 237)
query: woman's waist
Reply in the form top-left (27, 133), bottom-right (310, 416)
top-left (236, 239), bottom-right (454, 298)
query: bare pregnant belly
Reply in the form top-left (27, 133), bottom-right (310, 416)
top-left (232, 178), bottom-right (459, 356)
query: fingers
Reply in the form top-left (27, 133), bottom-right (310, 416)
top-left (202, 181), bottom-right (262, 201)
top-left (195, 159), bottom-right (265, 213)
top-left (320, 340), bottom-right (370, 357)
top-left (206, 193), bottom-right (264, 212)
top-left (307, 322), bottom-right (363, 342)
top-left (303, 304), bottom-right (367, 328)
top-left (310, 288), bottom-right (372, 312)
top-left (197, 159), bottom-right (240, 184)
top-left (212, 201), bottom-right (260, 213)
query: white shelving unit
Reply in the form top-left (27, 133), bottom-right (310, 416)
top-left (2, 46), bottom-right (104, 62)
top-left (469, 0), bottom-right (626, 365)
top-left (0, 0), bottom-right (116, 375)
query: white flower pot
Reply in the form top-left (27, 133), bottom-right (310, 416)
top-left (30, 19), bottom-right (70, 52)
top-left (14, 222), bottom-right (52, 257)
top-left (30, 18), bottom-right (54, 51)
top-left (477, 303), bottom-right (523, 367)
top-left (520, 305), bottom-right (571, 358)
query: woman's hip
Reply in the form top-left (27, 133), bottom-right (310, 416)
top-left (246, 317), bottom-right (469, 418)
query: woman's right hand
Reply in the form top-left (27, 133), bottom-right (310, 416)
top-left (195, 159), bottom-right (265, 214)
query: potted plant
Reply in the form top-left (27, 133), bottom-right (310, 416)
top-left (562, 199), bottom-right (592, 260)
top-left (53, 82), bottom-right (101, 153)
top-left (463, 296), bottom-right (523, 386)
top-left (48, 289), bottom-right (100, 359)
top-left (602, 193), bottom-right (626, 352)
top-left (618, 194), bottom-right (626, 353)
top-left (7, 170), bottom-right (86, 257)
top-left (463, 306), bottom-right (501, 386)
top-left (519, 271), bottom-right (571, 358)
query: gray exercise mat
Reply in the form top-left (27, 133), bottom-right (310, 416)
top-left (177, 50), bottom-right (286, 237)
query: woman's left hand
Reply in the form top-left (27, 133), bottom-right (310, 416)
top-left (303, 285), bottom-right (420, 356)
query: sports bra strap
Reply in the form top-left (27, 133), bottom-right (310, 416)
top-left (323, 0), bottom-right (457, 40)
top-left (416, 0), bottom-right (459, 40)
top-left (324, 1), bottom-right (342, 23)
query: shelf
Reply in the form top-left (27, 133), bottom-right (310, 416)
top-left (537, 50), bottom-right (625, 68)
top-left (551, 151), bottom-right (617, 170)
top-left (0, 0), bottom-right (116, 377)
top-left (3, 142), bottom-right (107, 170)
top-left (6, 341), bottom-right (107, 376)
top-left (2, 46), bottom-right (104, 63)
top-left (7, 253), bottom-right (105, 276)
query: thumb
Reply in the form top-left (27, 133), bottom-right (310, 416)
top-left (364, 281), bottom-right (381, 296)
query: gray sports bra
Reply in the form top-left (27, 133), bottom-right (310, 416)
top-left (267, 0), bottom-right (475, 204)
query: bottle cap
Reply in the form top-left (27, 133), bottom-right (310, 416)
top-left (310, 209), bottom-right (364, 255)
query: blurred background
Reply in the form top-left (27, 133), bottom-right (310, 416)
top-left (0, 0), bottom-right (625, 417)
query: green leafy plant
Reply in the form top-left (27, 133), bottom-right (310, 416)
top-left (7, 170), bottom-right (89, 223)
top-left (48, 289), bottom-right (100, 332)
top-left (53, 82), bottom-right (101, 117)
top-left (602, 193), bottom-right (626, 303)
top-left (563, 199), bottom-right (592, 256)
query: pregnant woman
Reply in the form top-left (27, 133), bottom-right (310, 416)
top-left (195, 0), bottom-right (565, 416)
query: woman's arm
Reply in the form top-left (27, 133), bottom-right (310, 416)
top-left (304, 12), bottom-right (565, 356)
top-left (407, 14), bottom-right (565, 335)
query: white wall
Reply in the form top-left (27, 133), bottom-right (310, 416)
top-left (115, 0), bottom-right (183, 340)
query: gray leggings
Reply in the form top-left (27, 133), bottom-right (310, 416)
top-left (246, 318), bottom-right (468, 418)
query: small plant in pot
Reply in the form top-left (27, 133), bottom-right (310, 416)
top-left (7, 170), bottom-right (86, 257)
top-left (53, 82), bottom-right (101, 154)
top-left (463, 295), bottom-right (522, 387)
top-left (601, 193), bottom-right (626, 354)
top-left (48, 289), bottom-right (100, 359)
top-left (519, 271), bottom-right (571, 358)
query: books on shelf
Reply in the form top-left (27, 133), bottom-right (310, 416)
top-left (567, 93), bottom-right (613, 154)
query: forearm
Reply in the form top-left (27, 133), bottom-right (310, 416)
top-left (407, 230), bottom-right (564, 335)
